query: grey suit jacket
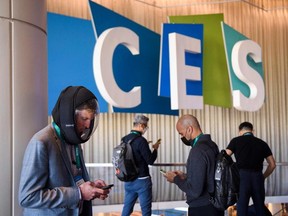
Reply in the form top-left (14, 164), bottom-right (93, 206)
top-left (19, 124), bottom-right (92, 216)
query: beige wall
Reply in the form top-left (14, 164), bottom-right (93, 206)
top-left (47, 0), bottom-right (288, 196)
top-left (0, 0), bottom-right (47, 215)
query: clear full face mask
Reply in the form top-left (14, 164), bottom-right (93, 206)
top-left (74, 99), bottom-right (100, 142)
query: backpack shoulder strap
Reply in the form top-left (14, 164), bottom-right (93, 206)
top-left (120, 133), bottom-right (140, 145)
top-left (127, 134), bottom-right (140, 145)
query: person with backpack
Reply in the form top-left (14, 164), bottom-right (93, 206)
top-left (164, 114), bottom-right (224, 216)
top-left (226, 122), bottom-right (276, 216)
top-left (121, 114), bottom-right (161, 216)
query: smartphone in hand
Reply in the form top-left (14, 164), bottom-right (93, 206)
top-left (102, 184), bottom-right (114, 189)
top-left (160, 169), bottom-right (166, 175)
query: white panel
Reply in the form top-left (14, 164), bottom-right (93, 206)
top-left (0, 20), bottom-right (12, 216)
top-left (0, 0), bottom-right (10, 17)
top-left (12, 22), bottom-right (47, 215)
top-left (12, 0), bottom-right (47, 30)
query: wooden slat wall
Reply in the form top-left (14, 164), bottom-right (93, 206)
top-left (47, 0), bottom-right (288, 196)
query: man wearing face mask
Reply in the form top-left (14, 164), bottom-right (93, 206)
top-left (164, 114), bottom-right (223, 216)
top-left (19, 86), bottom-right (110, 216)
top-left (121, 114), bottom-right (161, 216)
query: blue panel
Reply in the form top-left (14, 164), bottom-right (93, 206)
top-left (159, 24), bottom-right (204, 97)
top-left (47, 12), bottom-right (109, 114)
top-left (89, 1), bottom-right (178, 115)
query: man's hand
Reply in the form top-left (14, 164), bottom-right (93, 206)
top-left (93, 179), bottom-right (106, 188)
top-left (164, 170), bottom-right (186, 183)
top-left (173, 170), bottom-right (186, 180)
top-left (152, 138), bottom-right (161, 150)
top-left (79, 181), bottom-right (98, 201)
top-left (93, 179), bottom-right (111, 200)
top-left (164, 171), bottom-right (177, 183)
top-left (79, 181), bottom-right (109, 201)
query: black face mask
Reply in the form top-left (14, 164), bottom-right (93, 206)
top-left (181, 137), bottom-right (192, 146)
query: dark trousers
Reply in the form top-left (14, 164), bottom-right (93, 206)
top-left (237, 170), bottom-right (265, 216)
top-left (188, 204), bottom-right (224, 216)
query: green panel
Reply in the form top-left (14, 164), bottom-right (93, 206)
top-left (169, 14), bottom-right (232, 107)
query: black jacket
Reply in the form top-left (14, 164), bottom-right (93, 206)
top-left (174, 134), bottom-right (219, 207)
top-left (122, 130), bottom-right (157, 178)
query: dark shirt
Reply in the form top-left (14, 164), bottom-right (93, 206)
top-left (122, 130), bottom-right (157, 178)
top-left (227, 133), bottom-right (272, 171)
top-left (174, 134), bottom-right (219, 207)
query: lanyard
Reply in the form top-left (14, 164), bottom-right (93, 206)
top-left (131, 131), bottom-right (141, 135)
top-left (52, 122), bottom-right (81, 169)
top-left (193, 133), bottom-right (203, 147)
top-left (74, 145), bottom-right (81, 169)
top-left (52, 122), bottom-right (64, 143)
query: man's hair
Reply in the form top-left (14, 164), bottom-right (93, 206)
top-left (239, 121), bottom-right (253, 131)
top-left (179, 114), bottom-right (201, 129)
top-left (75, 98), bottom-right (98, 114)
top-left (133, 114), bottom-right (149, 126)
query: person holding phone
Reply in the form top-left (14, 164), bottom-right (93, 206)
top-left (164, 114), bottom-right (223, 216)
top-left (102, 184), bottom-right (114, 190)
top-left (19, 86), bottom-right (111, 216)
top-left (121, 114), bottom-right (161, 216)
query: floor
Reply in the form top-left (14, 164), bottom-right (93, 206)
top-left (94, 203), bottom-right (288, 216)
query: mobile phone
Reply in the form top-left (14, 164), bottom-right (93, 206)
top-left (102, 184), bottom-right (114, 189)
top-left (160, 169), bottom-right (166, 174)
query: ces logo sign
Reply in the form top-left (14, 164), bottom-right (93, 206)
top-left (89, 1), bottom-right (264, 114)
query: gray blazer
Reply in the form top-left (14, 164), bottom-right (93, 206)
top-left (19, 124), bottom-right (92, 216)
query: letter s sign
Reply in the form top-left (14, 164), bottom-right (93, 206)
top-left (222, 22), bottom-right (265, 112)
top-left (231, 40), bottom-right (264, 111)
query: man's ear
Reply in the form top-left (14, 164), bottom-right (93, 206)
top-left (188, 126), bottom-right (193, 135)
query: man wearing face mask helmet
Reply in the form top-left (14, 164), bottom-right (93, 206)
top-left (164, 114), bottom-right (223, 216)
top-left (121, 114), bottom-right (161, 216)
top-left (19, 86), bottom-right (110, 216)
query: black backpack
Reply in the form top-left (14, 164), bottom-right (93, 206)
top-left (210, 150), bottom-right (240, 210)
top-left (112, 135), bottom-right (139, 182)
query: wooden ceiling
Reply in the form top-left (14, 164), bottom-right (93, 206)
top-left (134, 0), bottom-right (288, 10)
top-left (47, 0), bottom-right (92, 19)
top-left (47, 0), bottom-right (288, 20)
